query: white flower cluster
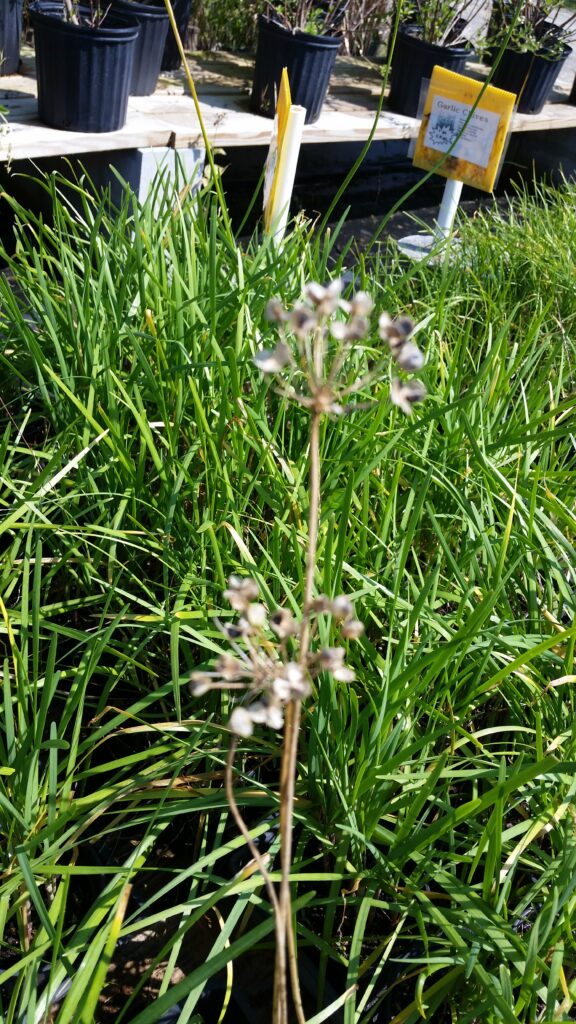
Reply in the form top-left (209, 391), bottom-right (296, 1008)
top-left (190, 576), bottom-right (363, 738)
top-left (378, 314), bottom-right (427, 416)
top-left (254, 280), bottom-right (427, 416)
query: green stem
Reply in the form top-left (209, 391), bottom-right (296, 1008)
top-left (274, 405), bottom-right (322, 1024)
top-left (225, 739), bottom-right (288, 1024)
top-left (161, 0), bottom-right (235, 247)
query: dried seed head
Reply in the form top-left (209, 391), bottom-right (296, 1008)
top-left (380, 313), bottom-right (415, 343)
top-left (229, 706), bottom-right (254, 738)
top-left (347, 315), bottom-right (370, 341)
top-left (310, 594), bottom-right (332, 614)
top-left (246, 602), bottom-right (267, 629)
top-left (341, 617), bottom-right (364, 640)
top-left (331, 316), bottom-right (369, 342)
top-left (272, 675), bottom-right (291, 701)
top-left (247, 702), bottom-right (268, 724)
top-left (350, 291), bottom-right (374, 317)
top-left (333, 665), bottom-right (356, 682)
top-left (317, 647), bottom-right (355, 682)
top-left (304, 281), bottom-right (328, 306)
top-left (386, 334), bottom-right (405, 357)
top-left (318, 647), bottom-right (347, 671)
top-left (247, 700), bottom-right (282, 733)
top-left (270, 607), bottom-right (298, 639)
top-left (222, 621), bottom-right (250, 640)
top-left (331, 595), bottom-right (354, 619)
top-left (304, 279), bottom-right (343, 316)
top-left (330, 320), bottom-right (349, 342)
top-left (272, 662), bottom-right (310, 700)
top-left (248, 701), bottom-right (284, 730)
top-left (265, 297), bottom-right (287, 322)
top-left (390, 378), bottom-right (427, 416)
top-left (395, 341), bottom-right (425, 373)
top-left (265, 703), bottom-right (284, 730)
top-left (224, 575), bottom-right (260, 611)
top-left (288, 305), bottom-right (318, 339)
top-left (216, 654), bottom-right (246, 680)
top-left (189, 672), bottom-right (213, 697)
top-left (393, 316), bottom-right (415, 338)
top-left (378, 311), bottom-right (392, 338)
top-left (253, 341), bottom-right (292, 374)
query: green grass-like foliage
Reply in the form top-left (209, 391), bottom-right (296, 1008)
top-left (0, 171), bottom-right (575, 1023)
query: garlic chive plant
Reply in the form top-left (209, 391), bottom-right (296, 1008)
top-left (190, 279), bottom-right (427, 1024)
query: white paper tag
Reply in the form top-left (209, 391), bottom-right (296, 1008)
top-left (424, 97), bottom-right (500, 169)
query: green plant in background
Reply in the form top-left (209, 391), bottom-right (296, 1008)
top-left (485, 0), bottom-right (576, 56)
top-left (0, 161), bottom-right (575, 1024)
top-left (193, 0), bottom-right (392, 53)
top-left (336, 0), bottom-right (392, 56)
top-left (194, 0), bottom-right (263, 51)
top-left (398, 0), bottom-right (484, 45)
top-left (262, 0), bottom-right (349, 36)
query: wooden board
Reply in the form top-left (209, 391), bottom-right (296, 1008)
top-left (1, 48), bottom-right (575, 163)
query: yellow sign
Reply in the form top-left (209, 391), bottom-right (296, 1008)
top-left (263, 68), bottom-right (292, 232)
top-left (413, 67), bottom-right (516, 193)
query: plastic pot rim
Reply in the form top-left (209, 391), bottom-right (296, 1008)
top-left (29, 2), bottom-right (140, 39)
top-left (112, 0), bottom-right (169, 22)
top-left (257, 13), bottom-right (341, 50)
top-left (395, 23), bottom-right (473, 59)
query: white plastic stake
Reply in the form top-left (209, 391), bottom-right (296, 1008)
top-left (267, 104), bottom-right (306, 242)
top-left (436, 177), bottom-right (464, 239)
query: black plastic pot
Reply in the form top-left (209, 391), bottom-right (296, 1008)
top-left (570, 73), bottom-right (576, 105)
top-left (250, 15), bottom-right (341, 125)
top-left (158, 0), bottom-right (191, 70)
top-left (387, 25), bottom-right (471, 118)
top-left (490, 44), bottom-right (572, 114)
top-left (0, 0), bottom-right (21, 74)
top-left (30, 4), bottom-right (139, 132)
top-left (112, 0), bottom-right (169, 94)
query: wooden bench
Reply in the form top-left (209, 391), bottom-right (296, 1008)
top-left (2, 47), bottom-right (576, 166)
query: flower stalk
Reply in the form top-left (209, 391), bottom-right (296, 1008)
top-left (190, 279), bottom-right (427, 1022)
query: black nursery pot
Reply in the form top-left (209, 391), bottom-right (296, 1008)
top-left (490, 44), bottom-right (572, 114)
top-left (0, 0), bottom-right (22, 75)
top-left (112, 0), bottom-right (169, 94)
top-left (30, 4), bottom-right (139, 132)
top-left (159, 0), bottom-right (191, 70)
top-left (250, 15), bottom-right (341, 125)
top-left (387, 25), bottom-right (471, 118)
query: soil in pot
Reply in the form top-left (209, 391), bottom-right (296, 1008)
top-left (112, 0), bottom-right (169, 95)
top-left (490, 44), bottom-right (572, 114)
top-left (0, 0), bottom-right (21, 74)
top-left (30, 4), bottom-right (139, 132)
top-left (250, 14), bottom-right (341, 125)
top-left (387, 25), bottom-right (471, 118)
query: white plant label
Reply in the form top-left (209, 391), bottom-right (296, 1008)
top-left (424, 97), bottom-right (501, 169)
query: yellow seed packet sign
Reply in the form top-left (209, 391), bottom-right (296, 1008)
top-left (263, 68), bottom-right (292, 232)
top-left (413, 67), bottom-right (516, 193)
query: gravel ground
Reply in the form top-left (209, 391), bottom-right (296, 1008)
top-left (329, 195), bottom-right (511, 258)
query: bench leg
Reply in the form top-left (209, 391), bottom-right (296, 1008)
top-left (129, 146), bottom-right (206, 204)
